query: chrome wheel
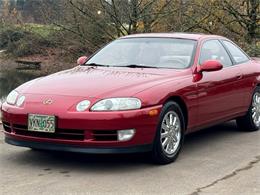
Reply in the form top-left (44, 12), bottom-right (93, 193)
top-left (160, 111), bottom-right (181, 155)
top-left (252, 92), bottom-right (260, 127)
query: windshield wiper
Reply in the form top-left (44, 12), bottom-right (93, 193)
top-left (117, 64), bottom-right (158, 68)
top-left (85, 63), bottom-right (157, 68)
top-left (84, 63), bottom-right (111, 67)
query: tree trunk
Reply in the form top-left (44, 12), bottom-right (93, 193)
top-left (247, 0), bottom-right (259, 43)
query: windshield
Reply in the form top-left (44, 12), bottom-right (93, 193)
top-left (86, 38), bottom-right (197, 69)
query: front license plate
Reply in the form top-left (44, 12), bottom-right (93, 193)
top-left (28, 114), bottom-right (56, 133)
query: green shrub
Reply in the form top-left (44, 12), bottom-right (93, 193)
top-left (245, 44), bottom-right (260, 57)
top-left (0, 27), bottom-right (26, 49)
top-left (0, 25), bottom-right (58, 57)
top-left (7, 38), bottom-right (39, 57)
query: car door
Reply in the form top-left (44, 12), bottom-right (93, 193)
top-left (195, 39), bottom-right (245, 128)
top-left (221, 40), bottom-right (254, 110)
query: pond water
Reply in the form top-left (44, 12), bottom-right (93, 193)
top-left (0, 70), bottom-right (44, 104)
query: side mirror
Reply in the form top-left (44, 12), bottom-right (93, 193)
top-left (77, 56), bottom-right (88, 65)
top-left (197, 60), bottom-right (223, 73)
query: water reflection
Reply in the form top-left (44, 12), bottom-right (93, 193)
top-left (0, 70), bottom-right (43, 103)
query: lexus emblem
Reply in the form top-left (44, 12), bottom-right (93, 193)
top-left (43, 99), bottom-right (53, 105)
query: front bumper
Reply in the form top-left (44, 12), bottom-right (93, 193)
top-left (1, 102), bottom-right (162, 152)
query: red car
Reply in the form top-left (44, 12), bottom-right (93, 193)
top-left (1, 33), bottom-right (260, 164)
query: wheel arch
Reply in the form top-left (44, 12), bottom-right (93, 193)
top-left (164, 96), bottom-right (188, 130)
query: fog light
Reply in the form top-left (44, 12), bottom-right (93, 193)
top-left (16, 95), bottom-right (25, 107)
top-left (117, 129), bottom-right (135, 141)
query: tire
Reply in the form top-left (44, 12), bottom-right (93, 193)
top-left (151, 101), bottom-right (185, 164)
top-left (30, 148), bottom-right (46, 152)
top-left (236, 87), bottom-right (260, 132)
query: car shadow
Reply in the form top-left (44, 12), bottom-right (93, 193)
top-left (3, 120), bottom-right (248, 173)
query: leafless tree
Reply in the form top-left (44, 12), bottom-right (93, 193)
top-left (218, 0), bottom-right (259, 43)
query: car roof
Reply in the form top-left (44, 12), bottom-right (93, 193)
top-left (120, 33), bottom-right (225, 40)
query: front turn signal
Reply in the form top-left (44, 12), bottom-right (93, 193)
top-left (148, 109), bottom-right (159, 116)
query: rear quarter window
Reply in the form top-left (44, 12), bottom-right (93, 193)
top-left (222, 40), bottom-right (249, 64)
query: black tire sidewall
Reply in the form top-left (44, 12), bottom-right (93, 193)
top-left (248, 87), bottom-right (260, 129)
top-left (237, 86), bottom-right (260, 131)
top-left (152, 101), bottom-right (185, 163)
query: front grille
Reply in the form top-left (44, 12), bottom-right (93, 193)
top-left (92, 130), bottom-right (118, 141)
top-left (13, 124), bottom-right (85, 141)
top-left (3, 122), bottom-right (11, 133)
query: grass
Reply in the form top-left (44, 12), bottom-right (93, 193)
top-left (21, 23), bottom-right (60, 38)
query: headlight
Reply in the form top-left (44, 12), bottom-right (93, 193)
top-left (91, 98), bottom-right (141, 111)
top-left (76, 100), bottom-right (91, 112)
top-left (6, 90), bottom-right (19, 105)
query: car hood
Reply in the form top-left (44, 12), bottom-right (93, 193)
top-left (17, 66), bottom-right (189, 98)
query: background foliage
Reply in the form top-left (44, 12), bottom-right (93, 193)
top-left (0, 0), bottom-right (259, 58)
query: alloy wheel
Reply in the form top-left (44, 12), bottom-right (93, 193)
top-left (252, 92), bottom-right (260, 127)
top-left (160, 111), bottom-right (181, 155)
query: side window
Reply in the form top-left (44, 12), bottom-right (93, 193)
top-left (200, 40), bottom-right (232, 67)
top-left (222, 40), bottom-right (249, 64)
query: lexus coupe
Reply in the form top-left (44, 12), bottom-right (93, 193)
top-left (2, 33), bottom-right (260, 164)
